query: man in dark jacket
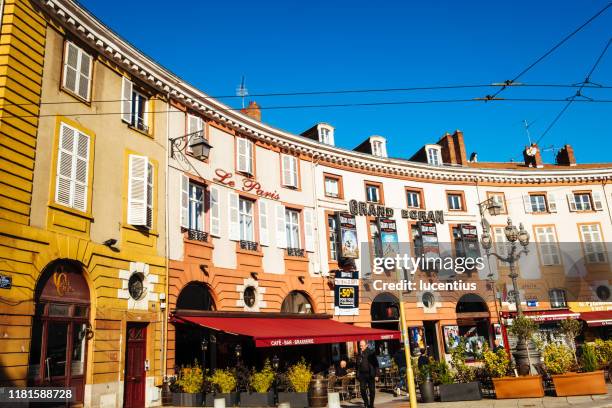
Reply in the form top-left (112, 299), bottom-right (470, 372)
top-left (356, 340), bottom-right (379, 408)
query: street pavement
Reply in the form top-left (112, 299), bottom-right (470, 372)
top-left (343, 384), bottom-right (612, 408)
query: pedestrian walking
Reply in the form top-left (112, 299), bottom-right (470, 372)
top-left (356, 339), bottom-right (379, 408)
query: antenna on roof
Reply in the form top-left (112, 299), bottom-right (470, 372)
top-left (236, 76), bottom-right (248, 109)
top-left (522, 119), bottom-right (535, 145)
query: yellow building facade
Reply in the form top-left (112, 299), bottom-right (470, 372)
top-left (0, 1), bottom-right (168, 406)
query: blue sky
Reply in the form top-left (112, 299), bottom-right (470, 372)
top-left (80, 0), bottom-right (611, 163)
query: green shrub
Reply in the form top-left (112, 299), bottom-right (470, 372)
top-left (483, 348), bottom-right (510, 378)
top-left (543, 343), bottom-right (574, 375)
top-left (287, 359), bottom-right (312, 392)
top-left (176, 360), bottom-right (204, 394)
top-left (508, 315), bottom-right (538, 342)
top-left (250, 360), bottom-right (275, 393)
top-left (450, 339), bottom-right (476, 383)
top-left (593, 339), bottom-right (612, 366)
top-left (580, 343), bottom-right (598, 373)
top-left (209, 368), bottom-right (237, 394)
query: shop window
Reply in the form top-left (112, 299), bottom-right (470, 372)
top-left (580, 224), bottom-right (606, 263)
top-left (549, 289), bottom-right (567, 308)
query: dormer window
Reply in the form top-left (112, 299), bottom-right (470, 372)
top-left (372, 141), bottom-right (383, 157)
top-left (318, 125), bottom-right (334, 145)
top-left (369, 136), bottom-right (387, 158)
top-left (426, 145), bottom-right (442, 166)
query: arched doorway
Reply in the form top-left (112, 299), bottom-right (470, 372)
top-left (174, 282), bottom-right (215, 369)
top-left (27, 260), bottom-right (90, 404)
top-left (281, 291), bottom-right (313, 314)
top-left (455, 293), bottom-right (491, 358)
top-left (370, 292), bottom-right (399, 330)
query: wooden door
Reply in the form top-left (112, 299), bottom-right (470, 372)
top-left (124, 323), bottom-right (147, 408)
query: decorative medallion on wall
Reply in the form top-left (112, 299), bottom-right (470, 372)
top-left (117, 262), bottom-right (159, 310)
top-left (417, 290), bottom-right (440, 313)
top-left (236, 277), bottom-right (267, 311)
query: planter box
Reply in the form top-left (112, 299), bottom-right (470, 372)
top-left (439, 382), bottom-right (482, 402)
top-left (205, 392), bottom-right (239, 407)
top-left (493, 376), bottom-right (544, 399)
top-left (418, 381), bottom-right (435, 403)
top-left (552, 371), bottom-right (607, 396)
top-left (239, 391), bottom-right (274, 407)
top-left (171, 392), bottom-right (204, 407)
top-left (278, 391), bottom-right (308, 408)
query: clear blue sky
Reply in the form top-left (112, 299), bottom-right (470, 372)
top-left (80, 0), bottom-right (611, 163)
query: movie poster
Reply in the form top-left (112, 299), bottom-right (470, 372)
top-left (443, 325), bottom-right (460, 353)
top-left (408, 326), bottom-right (426, 352)
top-left (334, 270), bottom-right (359, 316)
top-left (419, 222), bottom-right (441, 270)
top-left (379, 218), bottom-right (400, 273)
top-left (493, 323), bottom-right (504, 347)
top-left (338, 213), bottom-right (359, 259)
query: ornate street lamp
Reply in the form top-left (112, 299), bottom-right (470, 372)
top-left (170, 130), bottom-right (213, 160)
top-left (272, 355), bottom-right (280, 404)
top-left (201, 337), bottom-right (208, 370)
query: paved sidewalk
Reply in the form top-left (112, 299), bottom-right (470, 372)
top-left (343, 384), bottom-right (612, 408)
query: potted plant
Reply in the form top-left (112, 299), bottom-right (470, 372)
top-left (484, 347), bottom-right (544, 399)
top-left (508, 315), bottom-right (539, 375)
top-left (278, 359), bottom-right (312, 408)
top-left (240, 360), bottom-right (275, 407)
top-left (414, 359), bottom-right (435, 403)
top-left (171, 361), bottom-right (205, 407)
top-left (439, 340), bottom-right (482, 402)
top-left (544, 342), bottom-right (607, 396)
top-left (206, 368), bottom-right (238, 406)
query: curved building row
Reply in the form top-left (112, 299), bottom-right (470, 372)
top-left (0, 1), bottom-right (611, 407)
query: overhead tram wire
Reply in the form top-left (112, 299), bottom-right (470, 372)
top-left (1, 83), bottom-right (611, 109)
top-left (535, 37), bottom-right (612, 145)
top-left (484, 2), bottom-right (612, 101)
top-left (2, 97), bottom-right (612, 120)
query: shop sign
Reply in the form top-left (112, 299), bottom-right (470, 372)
top-left (334, 270), bottom-right (359, 316)
top-left (213, 168), bottom-right (280, 200)
top-left (337, 213), bottom-right (359, 259)
top-left (527, 299), bottom-right (538, 307)
top-left (0, 275), bottom-right (11, 289)
top-left (348, 199), bottom-right (444, 224)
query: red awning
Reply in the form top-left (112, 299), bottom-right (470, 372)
top-left (174, 315), bottom-right (400, 347)
top-left (501, 309), bottom-right (580, 322)
top-left (580, 311), bottom-right (612, 327)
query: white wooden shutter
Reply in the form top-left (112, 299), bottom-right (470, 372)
top-left (62, 42), bottom-right (79, 95)
top-left (592, 192), bottom-right (604, 211)
top-left (77, 50), bottom-right (92, 100)
top-left (304, 207), bottom-right (315, 252)
top-left (259, 200), bottom-right (270, 246)
top-left (547, 193), bottom-right (557, 213)
top-left (275, 203), bottom-right (287, 248)
top-left (522, 194), bottom-right (532, 213)
top-left (209, 186), bottom-right (221, 237)
top-left (282, 154), bottom-right (292, 186)
top-left (55, 123), bottom-right (89, 212)
top-left (566, 193), bottom-right (577, 212)
top-left (180, 174), bottom-right (189, 228)
top-left (121, 77), bottom-right (133, 123)
top-left (127, 154), bottom-right (149, 226)
top-left (146, 162), bottom-right (153, 229)
top-left (237, 138), bottom-right (247, 173)
top-left (228, 192), bottom-right (239, 241)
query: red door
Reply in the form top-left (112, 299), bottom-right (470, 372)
top-left (124, 323), bottom-right (147, 408)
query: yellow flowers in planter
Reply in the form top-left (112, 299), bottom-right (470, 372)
top-left (287, 359), bottom-right (313, 393)
top-left (176, 361), bottom-right (204, 394)
top-left (543, 343), bottom-right (574, 375)
top-left (209, 368), bottom-right (237, 394)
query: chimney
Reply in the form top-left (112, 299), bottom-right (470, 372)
top-left (437, 130), bottom-right (468, 165)
top-left (523, 143), bottom-right (543, 168)
top-left (241, 101), bottom-right (261, 121)
top-left (555, 144), bottom-right (576, 166)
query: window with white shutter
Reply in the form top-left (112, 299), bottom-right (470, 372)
top-left (592, 192), bottom-right (604, 211)
top-left (566, 193), bottom-right (578, 212)
top-left (127, 154), bottom-right (150, 227)
top-left (275, 203), bottom-right (287, 248)
top-left (209, 186), bottom-right (221, 237)
top-left (228, 192), bottom-right (240, 241)
top-left (236, 137), bottom-right (254, 175)
top-left (121, 77), bottom-right (133, 123)
top-left (580, 224), bottom-right (606, 263)
top-left (304, 208), bottom-right (315, 252)
top-left (285, 209), bottom-right (301, 249)
top-left (547, 193), bottom-right (557, 212)
top-left (535, 226), bottom-right (561, 266)
top-left (259, 200), bottom-right (269, 246)
top-left (180, 174), bottom-right (189, 228)
top-left (282, 154), bottom-right (298, 188)
top-left (188, 182), bottom-right (204, 232)
top-left (55, 123), bottom-right (90, 212)
top-left (62, 41), bottom-right (92, 101)
top-left (187, 114), bottom-right (204, 153)
top-left (146, 162), bottom-right (154, 229)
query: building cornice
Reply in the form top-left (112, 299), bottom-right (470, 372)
top-left (38, 0), bottom-right (612, 185)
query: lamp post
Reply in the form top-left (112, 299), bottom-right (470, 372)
top-left (481, 217), bottom-right (532, 373)
top-left (272, 355), bottom-right (280, 404)
top-left (201, 337), bottom-right (208, 370)
top-left (235, 344), bottom-right (242, 366)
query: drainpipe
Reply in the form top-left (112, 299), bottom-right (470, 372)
top-left (162, 92), bottom-right (171, 381)
top-left (309, 152), bottom-right (326, 313)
